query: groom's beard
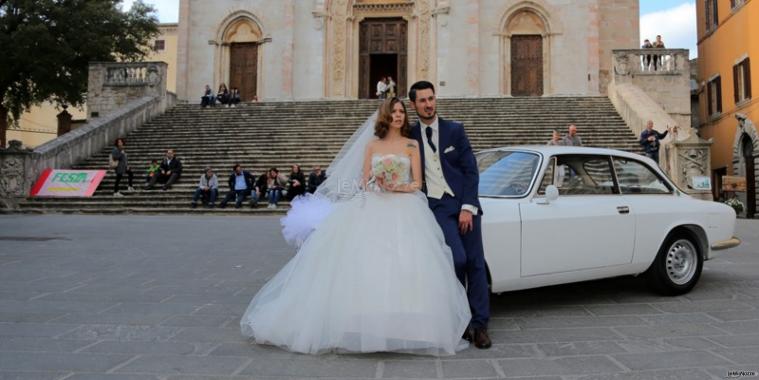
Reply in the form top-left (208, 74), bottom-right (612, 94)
top-left (418, 109), bottom-right (436, 123)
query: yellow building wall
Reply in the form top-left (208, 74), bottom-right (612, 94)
top-left (9, 23), bottom-right (178, 149)
top-left (147, 23), bottom-right (178, 93)
top-left (697, 0), bottom-right (758, 174)
top-left (7, 103), bottom-right (87, 148)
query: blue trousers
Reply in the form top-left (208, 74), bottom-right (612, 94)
top-left (646, 151), bottom-right (660, 164)
top-left (267, 189), bottom-right (282, 205)
top-left (221, 189), bottom-right (258, 208)
top-left (428, 194), bottom-right (490, 329)
top-left (192, 188), bottom-right (218, 205)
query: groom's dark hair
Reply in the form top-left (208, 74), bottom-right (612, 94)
top-left (409, 81), bottom-right (435, 102)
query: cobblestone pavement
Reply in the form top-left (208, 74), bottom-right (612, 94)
top-left (0, 215), bottom-right (757, 380)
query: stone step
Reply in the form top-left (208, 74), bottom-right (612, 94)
top-left (18, 96), bottom-right (642, 215)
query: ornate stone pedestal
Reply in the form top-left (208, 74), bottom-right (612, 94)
top-left (662, 133), bottom-right (713, 200)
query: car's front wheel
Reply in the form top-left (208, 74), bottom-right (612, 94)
top-left (646, 232), bottom-right (703, 295)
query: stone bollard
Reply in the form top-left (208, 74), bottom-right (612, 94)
top-left (0, 140), bottom-right (33, 210)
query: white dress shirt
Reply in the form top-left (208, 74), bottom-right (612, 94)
top-left (420, 117), bottom-right (479, 215)
top-left (376, 81), bottom-right (387, 96)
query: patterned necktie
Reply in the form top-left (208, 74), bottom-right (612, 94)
top-left (425, 126), bottom-right (437, 153)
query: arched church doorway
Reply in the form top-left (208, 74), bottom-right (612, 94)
top-left (219, 16), bottom-right (263, 101)
top-left (511, 35), bottom-right (543, 96)
top-left (741, 134), bottom-right (756, 218)
top-left (501, 5), bottom-right (553, 97)
top-left (358, 18), bottom-right (407, 99)
top-left (230, 43), bottom-right (258, 101)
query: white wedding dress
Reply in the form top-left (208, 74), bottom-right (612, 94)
top-left (240, 153), bottom-right (471, 355)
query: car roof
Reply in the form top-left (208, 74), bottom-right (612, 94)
top-left (477, 145), bottom-right (647, 161)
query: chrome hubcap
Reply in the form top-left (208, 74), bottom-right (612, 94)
top-left (666, 239), bottom-right (697, 285)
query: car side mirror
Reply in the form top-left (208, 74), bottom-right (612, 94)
top-left (546, 185), bottom-right (559, 202)
top-left (536, 185), bottom-right (559, 205)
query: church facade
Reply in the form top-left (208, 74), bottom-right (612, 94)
top-left (175, 0), bottom-right (639, 102)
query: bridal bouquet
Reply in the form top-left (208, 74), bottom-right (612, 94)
top-left (372, 157), bottom-right (404, 188)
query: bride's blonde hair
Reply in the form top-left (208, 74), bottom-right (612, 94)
top-left (374, 97), bottom-right (411, 139)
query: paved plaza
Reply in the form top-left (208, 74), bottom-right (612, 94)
top-left (0, 215), bottom-right (758, 380)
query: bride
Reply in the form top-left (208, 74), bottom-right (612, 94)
top-left (240, 98), bottom-right (471, 355)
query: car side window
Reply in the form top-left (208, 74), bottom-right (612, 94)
top-left (613, 157), bottom-right (672, 194)
top-left (549, 155), bottom-right (616, 195)
top-left (537, 157), bottom-right (556, 195)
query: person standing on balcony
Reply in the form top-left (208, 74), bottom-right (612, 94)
top-left (653, 35), bottom-right (666, 70)
top-left (110, 138), bottom-right (134, 197)
top-left (641, 39), bottom-right (654, 71)
top-left (640, 120), bottom-right (675, 164)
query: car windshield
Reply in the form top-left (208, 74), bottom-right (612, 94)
top-left (476, 150), bottom-right (541, 197)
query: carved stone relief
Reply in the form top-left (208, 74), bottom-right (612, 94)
top-left (415, 0), bottom-right (433, 81)
top-left (0, 155), bottom-right (26, 198)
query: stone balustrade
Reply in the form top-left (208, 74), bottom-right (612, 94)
top-left (613, 48), bottom-right (689, 76)
top-left (104, 63), bottom-right (162, 87)
top-left (0, 62), bottom-right (175, 209)
top-left (88, 62), bottom-right (168, 118)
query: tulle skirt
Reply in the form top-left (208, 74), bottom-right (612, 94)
top-left (240, 191), bottom-right (471, 355)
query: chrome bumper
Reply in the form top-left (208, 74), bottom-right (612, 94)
top-left (711, 237), bottom-right (741, 251)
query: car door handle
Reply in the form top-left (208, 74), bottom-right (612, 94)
top-left (617, 206), bottom-right (630, 214)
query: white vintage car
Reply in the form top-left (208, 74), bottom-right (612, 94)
top-left (477, 146), bottom-right (740, 295)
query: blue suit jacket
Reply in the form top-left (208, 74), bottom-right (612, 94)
top-left (411, 117), bottom-right (482, 214)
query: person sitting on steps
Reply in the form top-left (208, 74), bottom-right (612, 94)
top-left (192, 167), bottom-right (219, 209)
top-left (144, 149), bottom-right (182, 191)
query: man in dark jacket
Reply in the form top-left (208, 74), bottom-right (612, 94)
top-left (145, 149), bottom-right (182, 190)
top-left (640, 120), bottom-right (675, 164)
top-left (307, 165), bottom-right (326, 193)
top-left (219, 164), bottom-right (258, 209)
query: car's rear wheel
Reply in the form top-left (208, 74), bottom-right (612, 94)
top-left (646, 232), bottom-right (703, 295)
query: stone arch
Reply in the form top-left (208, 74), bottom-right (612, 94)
top-left (213, 11), bottom-right (266, 100)
top-left (732, 116), bottom-right (759, 217)
top-left (499, 1), bottom-right (559, 96)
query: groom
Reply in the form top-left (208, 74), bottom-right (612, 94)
top-left (408, 81), bottom-right (491, 349)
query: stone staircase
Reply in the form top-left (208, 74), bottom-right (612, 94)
top-left (17, 97), bottom-right (642, 214)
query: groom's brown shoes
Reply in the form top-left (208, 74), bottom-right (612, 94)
top-left (473, 328), bottom-right (492, 349)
